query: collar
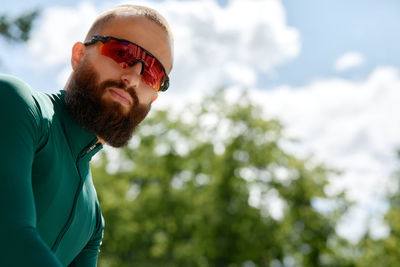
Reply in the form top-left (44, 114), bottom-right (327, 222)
top-left (54, 90), bottom-right (103, 161)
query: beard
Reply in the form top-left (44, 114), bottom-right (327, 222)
top-left (64, 59), bottom-right (150, 147)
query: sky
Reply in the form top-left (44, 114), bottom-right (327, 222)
top-left (1, 0), bottom-right (400, 243)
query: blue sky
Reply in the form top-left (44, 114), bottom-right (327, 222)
top-left (1, 0), bottom-right (400, 242)
top-left (276, 0), bottom-right (400, 87)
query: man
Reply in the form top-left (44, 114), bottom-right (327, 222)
top-left (0, 4), bottom-right (173, 266)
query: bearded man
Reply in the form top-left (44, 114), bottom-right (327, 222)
top-left (0, 4), bottom-right (173, 266)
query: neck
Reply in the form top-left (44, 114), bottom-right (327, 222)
top-left (96, 136), bottom-right (106, 145)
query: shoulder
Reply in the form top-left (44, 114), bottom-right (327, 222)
top-left (0, 74), bottom-right (38, 108)
top-left (0, 74), bottom-right (46, 139)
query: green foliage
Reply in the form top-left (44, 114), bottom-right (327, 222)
top-left (0, 9), bottom-right (39, 69)
top-left (0, 10), bottom-right (39, 42)
top-left (93, 89), bottom-right (353, 267)
top-left (356, 157), bottom-right (400, 266)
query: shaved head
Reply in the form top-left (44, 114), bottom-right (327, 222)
top-left (84, 4), bottom-right (174, 47)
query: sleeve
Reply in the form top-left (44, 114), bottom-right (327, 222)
top-left (0, 75), bottom-right (63, 266)
top-left (68, 212), bottom-right (105, 267)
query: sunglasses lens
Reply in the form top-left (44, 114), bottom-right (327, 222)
top-left (99, 39), bottom-right (167, 91)
top-left (142, 57), bottom-right (165, 90)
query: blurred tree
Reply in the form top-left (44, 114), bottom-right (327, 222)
top-left (356, 152), bottom-right (400, 266)
top-left (0, 9), bottom-right (39, 69)
top-left (0, 9), bottom-right (39, 42)
top-left (93, 89), bottom-right (354, 267)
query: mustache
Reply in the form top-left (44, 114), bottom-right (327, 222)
top-left (100, 80), bottom-right (127, 90)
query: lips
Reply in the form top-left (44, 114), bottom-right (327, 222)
top-left (108, 88), bottom-right (133, 106)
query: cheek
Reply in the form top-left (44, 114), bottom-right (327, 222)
top-left (137, 85), bottom-right (158, 105)
top-left (91, 55), bottom-right (121, 81)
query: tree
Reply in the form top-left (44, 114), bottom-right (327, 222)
top-left (355, 152), bottom-right (400, 266)
top-left (0, 9), bottom-right (39, 69)
top-left (93, 89), bottom-right (354, 267)
top-left (0, 10), bottom-right (39, 42)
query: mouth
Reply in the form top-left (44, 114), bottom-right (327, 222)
top-left (108, 88), bottom-right (133, 107)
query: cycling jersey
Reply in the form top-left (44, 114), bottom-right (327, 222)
top-left (0, 74), bottom-right (104, 266)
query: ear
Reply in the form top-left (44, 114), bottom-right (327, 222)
top-left (71, 42), bottom-right (86, 70)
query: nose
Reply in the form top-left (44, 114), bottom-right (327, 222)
top-left (120, 61), bottom-right (144, 88)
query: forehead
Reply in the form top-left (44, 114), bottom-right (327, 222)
top-left (99, 15), bottom-right (173, 72)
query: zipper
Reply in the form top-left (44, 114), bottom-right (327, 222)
top-left (51, 141), bottom-right (101, 251)
top-left (86, 143), bottom-right (99, 154)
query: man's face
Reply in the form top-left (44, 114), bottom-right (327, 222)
top-left (65, 15), bottom-right (173, 147)
top-left (65, 58), bottom-right (150, 147)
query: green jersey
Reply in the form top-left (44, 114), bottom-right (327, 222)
top-left (0, 74), bottom-right (104, 266)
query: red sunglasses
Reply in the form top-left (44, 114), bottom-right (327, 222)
top-left (84, 35), bottom-right (169, 92)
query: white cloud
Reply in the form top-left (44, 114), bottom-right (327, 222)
top-left (28, 2), bottom-right (99, 67)
top-left (157, 0), bottom-right (301, 92)
top-left (334, 52), bottom-right (365, 72)
top-left (252, 67), bottom-right (400, 201)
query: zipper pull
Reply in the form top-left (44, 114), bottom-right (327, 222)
top-left (86, 143), bottom-right (100, 155)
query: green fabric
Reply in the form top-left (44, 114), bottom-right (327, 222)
top-left (0, 74), bottom-right (104, 267)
